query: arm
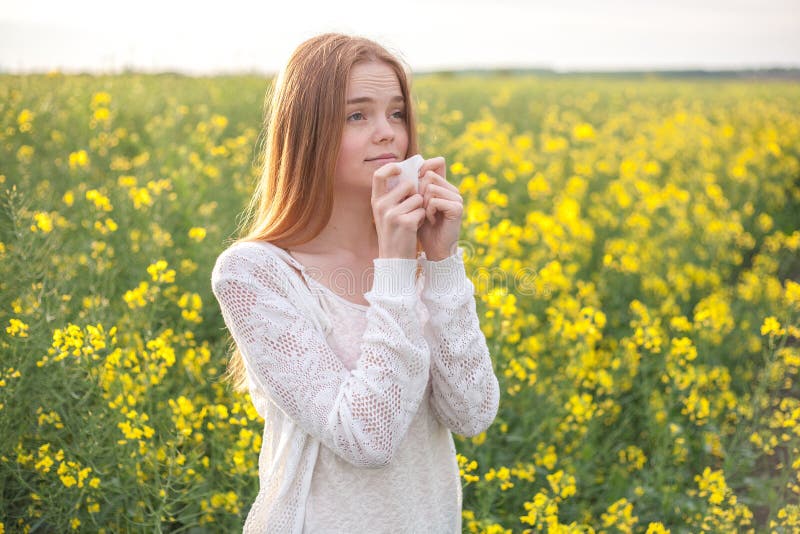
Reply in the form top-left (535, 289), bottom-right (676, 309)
top-left (211, 243), bottom-right (430, 468)
top-left (419, 247), bottom-right (500, 437)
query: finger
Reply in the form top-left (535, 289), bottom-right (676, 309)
top-left (415, 207), bottom-right (427, 229)
top-left (419, 169), bottom-right (458, 196)
top-left (418, 156), bottom-right (446, 182)
top-left (426, 198), bottom-right (463, 222)
top-left (426, 197), bottom-right (442, 224)
top-left (399, 206), bottom-right (427, 230)
top-left (390, 176), bottom-right (420, 203)
top-left (375, 169), bottom-right (418, 211)
top-left (423, 184), bottom-right (462, 207)
top-left (374, 160), bottom-right (402, 179)
top-left (424, 184), bottom-right (462, 215)
top-left (395, 192), bottom-right (424, 214)
top-left (372, 181), bottom-right (424, 221)
top-left (372, 162), bottom-right (402, 199)
top-left (426, 198), bottom-right (439, 223)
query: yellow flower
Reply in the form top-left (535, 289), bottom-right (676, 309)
top-left (6, 318), bottom-right (29, 338)
top-left (785, 280), bottom-right (800, 310)
top-left (93, 108), bottom-right (110, 122)
top-left (211, 114), bottom-right (229, 129)
top-left (543, 136), bottom-right (568, 153)
top-left (695, 467), bottom-right (727, 505)
top-left (601, 498), bottom-right (639, 530)
top-left (178, 292), bottom-right (203, 323)
top-left (188, 227), bottom-right (207, 242)
top-left (93, 217), bottom-right (118, 235)
top-left (17, 145), bottom-right (34, 163)
top-left (618, 445), bottom-right (647, 471)
top-left (757, 213), bottom-right (774, 232)
top-left (129, 187), bottom-right (153, 209)
top-left (69, 150), bottom-right (89, 169)
top-left (486, 189), bottom-right (508, 208)
top-left (457, 453), bottom-right (480, 483)
top-left (147, 260), bottom-right (176, 284)
top-left (123, 281), bottom-right (150, 308)
top-left (534, 444), bottom-right (558, 470)
top-left (30, 212), bottom-right (54, 233)
top-left (17, 109), bottom-right (34, 132)
top-left (118, 174), bottom-right (137, 187)
top-left (546, 470), bottom-right (576, 499)
top-left (761, 316), bottom-right (785, 337)
top-left (450, 161), bottom-right (468, 175)
top-left (146, 178), bottom-right (172, 195)
top-left (645, 522), bottom-right (670, 533)
top-left (91, 91), bottom-right (111, 107)
top-left (670, 315), bottom-right (692, 332)
top-left (86, 189), bottom-right (113, 211)
top-left (572, 123), bottom-right (595, 141)
top-left (34, 455), bottom-right (53, 473)
top-left (566, 393), bottom-right (595, 424)
top-left (180, 258), bottom-right (199, 275)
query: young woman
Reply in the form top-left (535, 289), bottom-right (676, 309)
top-left (211, 33), bottom-right (499, 533)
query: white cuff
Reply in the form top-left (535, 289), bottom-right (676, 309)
top-left (420, 247), bottom-right (471, 300)
top-left (368, 257), bottom-right (420, 298)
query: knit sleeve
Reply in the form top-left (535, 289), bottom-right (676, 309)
top-left (211, 243), bottom-right (430, 468)
top-left (419, 247), bottom-right (500, 437)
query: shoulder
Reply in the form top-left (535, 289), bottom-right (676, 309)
top-left (213, 239), bottom-right (273, 273)
top-left (211, 240), bottom-right (333, 334)
top-left (211, 240), bottom-right (294, 291)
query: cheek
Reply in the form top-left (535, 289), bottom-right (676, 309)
top-left (397, 125), bottom-right (410, 153)
top-left (336, 133), bottom-right (361, 168)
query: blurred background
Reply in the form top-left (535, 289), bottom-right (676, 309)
top-left (2, 0), bottom-right (799, 74)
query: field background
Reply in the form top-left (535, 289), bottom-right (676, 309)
top-left (1, 72), bottom-right (799, 532)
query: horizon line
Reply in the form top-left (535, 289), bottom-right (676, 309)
top-left (2, 65), bottom-right (800, 78)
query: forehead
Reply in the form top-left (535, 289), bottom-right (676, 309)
top-left (346, 61), bottom-right (403, 98)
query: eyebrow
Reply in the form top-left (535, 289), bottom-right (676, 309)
top-left (346, 95), bottom-right (405, 105)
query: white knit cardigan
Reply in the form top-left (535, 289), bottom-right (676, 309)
top-left (211, 240), bottom-right (499, 532)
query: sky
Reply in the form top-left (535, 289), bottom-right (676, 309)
top-left (1, 0), bottom-right (799, 74)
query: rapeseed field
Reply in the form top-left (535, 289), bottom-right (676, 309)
top-left (1, 72), bottom-right (798, 532)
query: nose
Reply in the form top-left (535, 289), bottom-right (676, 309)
top-left (372, 115), bottom-right (395, 143)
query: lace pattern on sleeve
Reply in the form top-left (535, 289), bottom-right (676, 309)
top-left (211, 242), bottom-right (431, 468)
top-left (419, 247), bottom-right (500, 437)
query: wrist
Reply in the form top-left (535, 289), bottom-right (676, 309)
top-left (422, 243), bottom-right (459, 262)
top-left (424, 252), bottom-right (451, 262)
top-left (379, 245), bottom-right (419, 261)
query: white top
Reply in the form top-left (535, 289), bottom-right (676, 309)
top-left (210, 240), bottom-right (500, 533)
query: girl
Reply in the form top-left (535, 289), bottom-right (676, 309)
top-left (211, 33), bottom-right (499, 533)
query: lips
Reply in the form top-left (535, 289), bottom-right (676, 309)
top-left (366, 154), bottom-right (397, 163)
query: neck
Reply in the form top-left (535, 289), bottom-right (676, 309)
top-left (296, 189), bottom-right (379, 260)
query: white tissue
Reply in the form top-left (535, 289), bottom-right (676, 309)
top-left (387, 154), bottom-right (424, 193)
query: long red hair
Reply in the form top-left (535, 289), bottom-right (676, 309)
top-left (224, 33), bottom-right (421, 391)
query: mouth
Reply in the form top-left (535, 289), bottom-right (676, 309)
top-left (366, 154), bottom-right (398, 163)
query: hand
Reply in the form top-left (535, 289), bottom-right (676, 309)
top-left (417, 157), bottom-right (463, 261)
top-left (371, 162), bottom-right (427, 259)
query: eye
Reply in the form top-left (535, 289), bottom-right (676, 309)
top-left (391, 110), bottom-right (406, 120)
top-left (347, 111), bottom-right (364, 121)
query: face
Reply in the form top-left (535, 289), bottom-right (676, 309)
top-left (334, 61), bottom-right (409, 193)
